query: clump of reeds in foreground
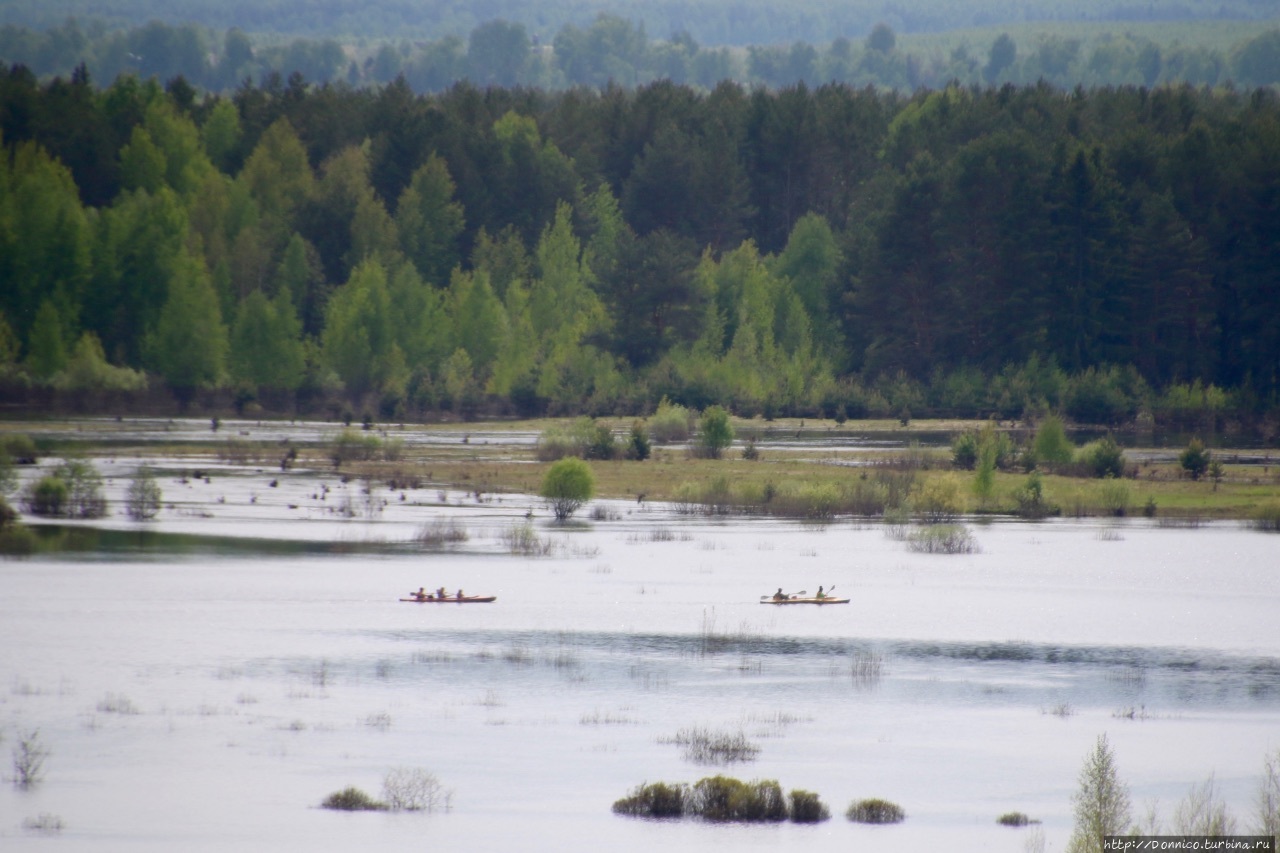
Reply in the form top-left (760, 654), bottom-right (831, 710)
top-left (846, 798), bottom-right (906, 824)
top-left (905, 524), bottom-right (980, 554)
top-left (322, 787), bottom-right (387, 811)
top-left (612, 776), bottom-right (829, 823)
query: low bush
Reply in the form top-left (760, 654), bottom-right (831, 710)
top-left (417, 519), bottom-right (469, 546)
top-left (23, 476), bottom-right (68, 517)
top-left (381, 767), bottom-right (451, 812)
top-left (126, 468), bottom-right (162, 521)
top-left (330, 429), bottom-right (382, 468)
top-left (648, 398), bottom-right (692, 443)
top-left (1, 433), bottom-right (38, 464)
top-left (612, 782), bottom-right (687, 818)
top-left (1078, 435), bottom-right (1126, 479)
top-left (612, 777), bottom-right (829, 823)
top-left (1012, 472), bottom-right (1058, 519)
top-left (691, 776), bottom-right (787, 822)
top-left (997, 811), bottom-right (1033, 826)
top-left (905, 524), bottom-right (979, 554)
top-left (1097, 479), bottom-right (1131, 517)
top-left (321, 787), bottom-right (387, 811)
top-left (910, 475), bottom-right (964, 523)
top-left (1179, 438), bottom-right (1210, 480)
top-left (846, 798), bottom-right (905, 824)
top-left (789, 789), bottom-right (831, 823)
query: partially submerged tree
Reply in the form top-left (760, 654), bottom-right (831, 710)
top-left (540, 456), bottom-right (595, 521)
top-left (1067, 734), bottom-right (1131, 853)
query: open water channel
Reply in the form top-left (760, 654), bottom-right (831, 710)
top-left (1, 420), bottom-right (1278, 851)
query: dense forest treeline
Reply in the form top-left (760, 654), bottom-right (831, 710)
top-left (1, 71), bottom-right (1279, 430)
top-left (3, 16), bottom-right (1280, 95)
top-left (2, 0), bottom-right (1276, 45)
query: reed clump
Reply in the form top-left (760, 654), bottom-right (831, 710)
top-left (662, 726), bottom-right (760, 765)
top-left (321, 786), bottom-right (387, 811)
top-left (846, 798), bottom-right (906, 824)
top-left (613, 776), bottom-right (828, 823)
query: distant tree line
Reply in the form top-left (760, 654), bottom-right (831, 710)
top-left (2, 0), bottom-right (1275, 47)
top-left (1, 70), bottom-right (1278, 430)
top-left (2, 17), bottom-right (1280, 95)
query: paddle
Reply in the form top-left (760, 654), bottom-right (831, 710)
top-left (760, 590), bottom-right (806, 600)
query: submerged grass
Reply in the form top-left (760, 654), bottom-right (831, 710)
top-left (661, 726), bottom-right (761, 765)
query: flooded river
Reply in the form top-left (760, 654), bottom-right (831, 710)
top-left (1, 432), bottom-right (1278, 850)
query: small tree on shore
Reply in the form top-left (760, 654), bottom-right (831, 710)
top-left (540, 457), bottom-right (595, 521)
top-left (696, 406), bottom-right (734, 459)
top-left (1180, 438), bottom-right (1210, 480)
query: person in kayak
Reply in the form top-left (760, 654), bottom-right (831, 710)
top-left (773, 588), bottom-right (787, 601)
top-left (456, 589), bottom-right (464, 600)
top-left (413, 587), bottom-right (428, 601)
top-left (816, 586), bottom-right (826, 599)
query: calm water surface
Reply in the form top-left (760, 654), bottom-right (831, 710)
top-left (1, 456), bottom-right (1278, 851)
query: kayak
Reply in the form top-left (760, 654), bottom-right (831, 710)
top-left (400, 595), bottom-right (496, 603)
top-left (761, 596), bottom-right (849, 605)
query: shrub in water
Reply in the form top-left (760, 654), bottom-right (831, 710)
top-left (612, 782), bottom-right (688, 818)
top-left (540, 456), bottom-right (595, 521)
top-left (846, 798), bottom-right (905, 824)
top-left (690, 776), bottom-right (787, 822)
top-left (382, 767), bottom-right (451, 812)
top-left (789, 789), bottom-right (831, 823)
top-left (906, 524), bottom-right (979, 554)
top-left (126, 468), bottom-right (163, 521)
top-left (997, 811), bottom-right (1033, 826)
top-left (321, 786), bottom-right (387, 811)
top-left (23, 476), bottom-right (68, 517)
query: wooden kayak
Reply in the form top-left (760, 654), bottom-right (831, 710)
top-left (400, 595), bottom-right (496, 603)
top-left (761, 596), bottom-right (849, 605)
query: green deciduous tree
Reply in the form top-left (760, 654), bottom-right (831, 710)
top-left (395, 153), bottom-right (465, 286)
top-left (229, 289), bottom-right (306, 390)
top-left (321, 258), bottom-right (407, 396)
top-left (697, 405), bottom-right (734, 459)
top-left (540, 456), bottom-right (595, 521)
top-left (145, 248), bottom-right (229, 400)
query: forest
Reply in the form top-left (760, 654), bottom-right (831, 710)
top-left (1, 69), bottom-right (1279, 429)
top-left (3, 16), bottom-right (1280, 95)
